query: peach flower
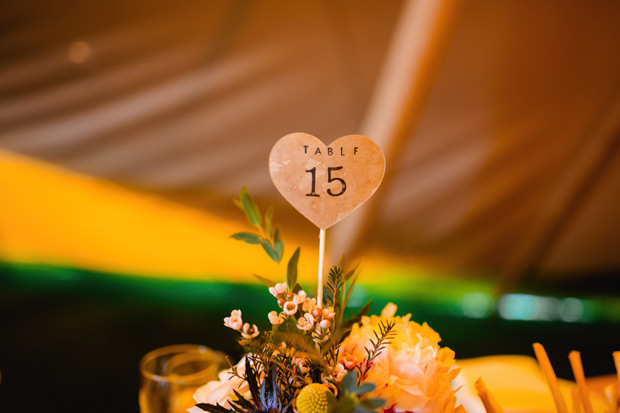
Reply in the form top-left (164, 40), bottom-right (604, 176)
top-left (268, 282), bottom-right (288, 297)
top-left (241, 323), bottom-right (259, 339)
top-left (302, 297), bottom-right (316, 312)
top-left (267, 311), bottom-right (285, 325)
top-left (283, 301), bottom-right (298, 316)
top-left (297, 313), bottom-right (315, 331)
top-left (223, 310), bottom-right (243, 330)
top-left (293, 290), bottom-right (307, 305)
top-left (338, 303), bottom-right (462, 413)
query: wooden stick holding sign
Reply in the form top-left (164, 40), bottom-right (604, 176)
top-left (318, 228), bottom-right (325, 307)
top-left (269, 133), bottom-right (385, 307)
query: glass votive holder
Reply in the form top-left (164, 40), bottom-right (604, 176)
top-left (139, 344), bottom-right (226, 413)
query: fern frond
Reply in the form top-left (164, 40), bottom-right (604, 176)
top-left (324, 265), bottom-right (345, 311)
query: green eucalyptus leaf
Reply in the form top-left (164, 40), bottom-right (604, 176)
top-left (287, 247), bottom-right (300, 288)
top-left (338, 254), bottom-right (345, 269)
top-left (230, 232), bottom-right (261, 245)
top-left (329, 397), bottom-right (355, 413)
top-left (340, 300), bottom-right (372, 331)
top-left (273, 227), bottom-right (284, 263)
top-left (259, 239), bottom-right (280, 263)
top-left (353, 403), bottom-right (380, 413)
top-left (343, 270), bottom-right (360, 310)
top-left (350, 382), bottom-right (375, 395)
top-left (240, 187), bottom-right (261, 228)
top-left (361, 398), bottom-right (386, 409)
top-left (343, 261), bottom-right (361, 281)
top-left (342, 370), bottom-right (358, 394)
top-left (233, 197), bottom-right (243, 210)
top-left (265, 207), bottom-right (274, 240)
top-left (355, 300), bottom-right (372, 317)
top-left (252, 273), bottom-right (276, 288)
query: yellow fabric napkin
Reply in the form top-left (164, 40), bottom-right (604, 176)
top-left (454, 355), bottom-right (608, 413)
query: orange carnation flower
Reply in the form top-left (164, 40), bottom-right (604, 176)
top-left (338, 303), bottom-right (463, 413)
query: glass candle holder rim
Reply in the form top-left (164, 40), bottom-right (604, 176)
top-left (140, 344), bottom-right (225, 384)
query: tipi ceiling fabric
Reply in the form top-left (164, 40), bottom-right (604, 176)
top-left (1, 0), bottom-right (620, 277)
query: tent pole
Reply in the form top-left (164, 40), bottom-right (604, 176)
top-left (329, 0), bottom-right (465, 260)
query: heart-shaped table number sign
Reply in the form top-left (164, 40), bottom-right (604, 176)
top-left (269, 133), bottom-right (385, 229)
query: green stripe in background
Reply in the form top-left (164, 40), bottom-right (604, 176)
top-left (2, 260), bottom-right (619, 322)
top-left (1, 259), bottom-right (619, 413)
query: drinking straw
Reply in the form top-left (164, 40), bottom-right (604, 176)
top-left (614, 351), bottom-right (620, 393)
top-left (612, 351), bottom-right (620, 412)
top-left (533, 343), bottom-right (569, 413)
top-left (569, 351), bottom-right (593, 413)
top-left (571, 387), bottom-right (582, 413)
top-left (474, 377), bottom-right (505, 413)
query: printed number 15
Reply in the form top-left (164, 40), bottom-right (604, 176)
top-left (306, 166), bottom-right (346, 197)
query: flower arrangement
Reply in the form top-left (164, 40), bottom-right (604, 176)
top-left (189, 188), bottom-right (465, 413)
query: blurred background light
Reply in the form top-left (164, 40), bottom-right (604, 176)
top-left (67, 41), bottom-right (93, 64)
top-left (497, 293), bottom-right (596, 323)
top-left (559, 297), bottom-right (584, 323)
top-left (461, 292), bottom-right (494, 319)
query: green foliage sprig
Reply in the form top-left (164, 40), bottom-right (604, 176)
top-left (356, 319), bottom-right (396, 384)
top-left (231, 186), bottom-right (283, 265)
top-left (231, 186), bottom-right (301, 291)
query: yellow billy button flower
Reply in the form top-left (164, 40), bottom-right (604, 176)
top-left (296, 383), bottom-right (331, 413)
